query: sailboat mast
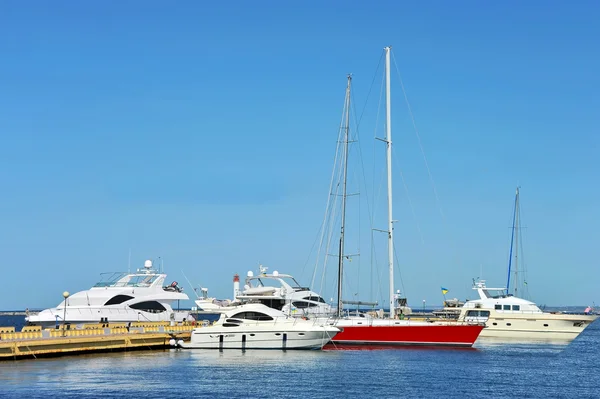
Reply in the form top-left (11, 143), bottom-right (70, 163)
top-left (506, 188), bottom-right (517, 293)
top-left (337, 74), bottom-right (352, 318)
top-left (384, 46), bottom-right (395, 319)
top-left (513, 187), bottom-right (520, 297)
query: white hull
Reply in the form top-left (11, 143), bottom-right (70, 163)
top-left (29, 307), bottom-right (192, 328)
top-left (181, 328), bottom-right (335, 350)
top-left (476, 313), bottom-right (597, 341)
top-left (179, 311), bottom-right (339, 350)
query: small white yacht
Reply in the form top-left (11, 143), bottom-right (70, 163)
top-left (457, 280), bottom-right (597, 341)
top-left (176, 303), bottom-right (340, 350)
top-left (26, 260), bottom-right (194, 328)
top-left (195, 266), bottom-right (335, 317)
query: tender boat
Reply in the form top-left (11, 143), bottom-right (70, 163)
top-left (176, 303), bottom-right (340, 350)
top-left (457, 280), bottom-right (597, 341)
top-left (26, 259), bottom-right (194, 328)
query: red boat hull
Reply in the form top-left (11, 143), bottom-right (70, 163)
top-left (331, 324), bottom-right (484, 347)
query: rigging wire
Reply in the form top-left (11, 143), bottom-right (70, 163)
top-left (391, 52), bottom-right (447, 223)
top-left (391, 50), bottom-right (464, 278)
top-left (310, 89), bottom-right (348, 293)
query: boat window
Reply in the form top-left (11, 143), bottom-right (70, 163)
top-left (104, 295), bottom-right (134, 306)
top-left (495, 304), bottom-right (502, 310)
top-left (129, 301), bottom-right (167, 313)
top-left (512, 305), bottom-right (520, 311)
top-left (466, 310), bottom-right (490, 317)
top-left (293, 301), bottom-right (317, 309)
top-left (230, 312), bottom-right (274, 321)
top-left (503, 305), bottom-right (511, 311)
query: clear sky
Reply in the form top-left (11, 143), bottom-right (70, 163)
top-left (1, 1), bottom-right (598, 310)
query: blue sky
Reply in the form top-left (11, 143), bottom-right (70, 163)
top-left (1, 1), bottom-right (598, 310)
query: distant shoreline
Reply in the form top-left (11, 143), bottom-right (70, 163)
top-left (0, 305), bottom-right (593, 316)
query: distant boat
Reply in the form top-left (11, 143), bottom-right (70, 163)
top-left (456, 188), bottom-right (598, 341)
top-left (26, 259), bottom-right (194, 328)
top-left (195, 266), bottom-right (335, 317)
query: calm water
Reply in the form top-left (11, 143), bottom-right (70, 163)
top-left (1, 317), bottom-right (598, 398)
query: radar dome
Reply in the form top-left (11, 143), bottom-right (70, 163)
top-left (144, 260), bottom-right (153, 269)
top-left (247, 271), bottom-right (254, 277)
top-left (273, 270), bottom-right (279, 276)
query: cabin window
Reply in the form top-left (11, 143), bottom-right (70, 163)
top-left (104, 295), bottom-right (134, 305)
top-left (292, 301), bottom-right (317, 309)
top-left (492, 322), bottom-right (497, 326)
top-left (129, 301), bottom-right (166, 313)
top-left (303, 296), bottom-right (327, 303)
top-left (512, 305), bottom-right (520, 311)
top-left (506, 323), bottom-right (512, 326)
top-left (230, 312), bottom-right (274, 321)
top-left (495, 304), bottom-right (502, 310)
top-left (544, 324), bottom-right (549, 327)
top-left (503, 305), bottom-right (511, 311)
top-left (466, 310), bottom-right (490, 317)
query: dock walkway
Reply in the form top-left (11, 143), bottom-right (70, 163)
top-left (0, 321), bottom-right (194, 360)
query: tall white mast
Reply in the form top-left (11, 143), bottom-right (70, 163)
top-left (384, 46), bottom-right (395, 319)
top-left (336, 74), bottom-right (352, 317)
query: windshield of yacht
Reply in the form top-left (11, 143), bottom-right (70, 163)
top-left (93, 272), bottom-right (161, 287)
top-left (252, 276), bottom-right (306, 290)
top-left (481, 288), bottom-right (509, 299)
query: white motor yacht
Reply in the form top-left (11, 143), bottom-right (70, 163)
top-left (457, 280), bottom-right (597, 342)
top-left (176, 303), bottom-right (340, 350)
top-left (195, 266), bottom-right (335, 317)
top-left (26, 260), bottom-right (193, 328)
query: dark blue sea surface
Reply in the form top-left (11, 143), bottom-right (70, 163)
top-left (0, 317), bottom-right (598, 398)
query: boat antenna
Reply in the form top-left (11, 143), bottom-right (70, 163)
top-left (336, 74), bottom-right (352, 318)
top-left (128, 248), bottom-right (131, 274)
top-left (384, 46), bottom-right (396, 319)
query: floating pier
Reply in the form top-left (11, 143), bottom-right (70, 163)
top-left (0, 322), bottom-right (194, 360)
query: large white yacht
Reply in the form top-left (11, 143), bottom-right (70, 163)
top-left (457, 280), bottom-right (597, 342)
top-left (26, 260), bottom-right (194, 328)
top-left (175, 303), bottom-right (340, 350)
top-left (195, 266), bottom-right (335, 316)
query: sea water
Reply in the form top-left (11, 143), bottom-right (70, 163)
top-left (0, 316), bottom-right (598, 398)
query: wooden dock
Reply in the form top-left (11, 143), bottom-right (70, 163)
top-left (0, 322), bottom-right (193, 360)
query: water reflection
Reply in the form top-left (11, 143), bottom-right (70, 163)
top-left (183, 346), bottom-right (335, 367)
